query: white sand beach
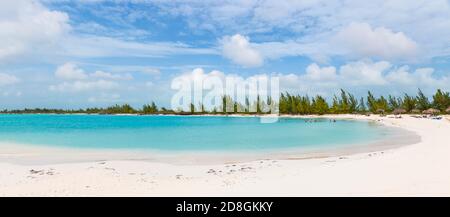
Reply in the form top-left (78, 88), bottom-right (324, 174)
top-left (0, 114), bottom-right (449, 196)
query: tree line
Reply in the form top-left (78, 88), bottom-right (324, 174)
top-left (1, 89), bottom-right (449, 115)
top-left (279, 89), bottom-right (450, 115)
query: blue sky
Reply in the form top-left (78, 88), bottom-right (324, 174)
top-left (0, 0), bottom-right (449, 109)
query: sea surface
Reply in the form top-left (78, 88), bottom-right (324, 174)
top-left (0, 114), bottom-right (402, 152)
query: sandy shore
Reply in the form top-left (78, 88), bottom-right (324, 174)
top-left (0, 114), bottom-right (449, 196)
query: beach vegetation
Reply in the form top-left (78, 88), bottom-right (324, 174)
top-left (432, 89), bottom-right (450, 112)
top-left (142, 102), bottom-right (158, 114)
top-left (2, 89), bottom-right (449, 115)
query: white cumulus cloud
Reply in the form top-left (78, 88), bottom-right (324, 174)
top-left (278, 60), bottom-right (449, 98)
top-left (55, 62), bottom-right (134, 81)
top-left (339, 60), bottom-right (391, 85)
top-left (335, 22), bottom-right (418, 60)
top-left (55, 62), bottom-right (88, 80)
top-left (305, 63), bottom-right (337, 81)
top-left (221, 34), bottom-right (263, 67)
top-left (0, 0), bottom-right (69, 62)
top-left (51, 62), bottom-right (132, 93)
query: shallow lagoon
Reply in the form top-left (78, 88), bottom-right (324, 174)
top-left (0, 114), bottom-right (402, 153)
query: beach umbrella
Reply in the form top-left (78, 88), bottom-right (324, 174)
top-left (423, 108), bottom-right (440, 115)
top-left (430, 108), bottom-right (440, 114)
top-left (446, 107), bottom-right (450, 114)
top-left (393, 108), bottom-right (406, 115)
top-left (411, 109), bottom-right (421, 114)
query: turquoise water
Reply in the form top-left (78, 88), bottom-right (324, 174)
top-left (0, 114), bottom-right (395, 152)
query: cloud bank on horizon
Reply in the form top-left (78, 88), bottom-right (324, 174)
top-left (0, 0), bottom-right (449, 108)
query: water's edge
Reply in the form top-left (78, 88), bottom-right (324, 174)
top-left (0, 117), bottom-right (421, 165)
